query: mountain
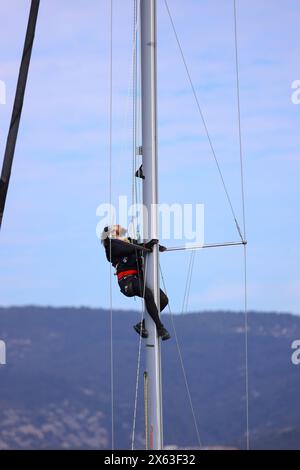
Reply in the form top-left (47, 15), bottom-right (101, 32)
top-left (0, 306), bottom-right (299, 450)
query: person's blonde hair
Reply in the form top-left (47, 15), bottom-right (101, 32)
top-left (101, 225), bottom-right (127, 243)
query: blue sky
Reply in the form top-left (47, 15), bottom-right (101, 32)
top-left (0, 0), bottom-right (299, 314)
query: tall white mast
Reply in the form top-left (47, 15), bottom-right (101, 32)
top-left (140, 0), bottom-right (163, 450)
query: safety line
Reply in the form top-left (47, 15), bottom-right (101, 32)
top-left (233, 0), bottom-right (249, 450)
top-left (131, 254), bottom-right (148, 450)
top-left (159, 264), bottom-right (203, 449)
top-left (108, 0), bottom-right (114, 451)
top-left (164, 0), bottom-right (244, 242)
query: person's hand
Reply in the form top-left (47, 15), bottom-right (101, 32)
top-left (144, 239), bottom-right (159, 250)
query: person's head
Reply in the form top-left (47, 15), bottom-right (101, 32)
top-left (101, 224), bottom-right (127, 243)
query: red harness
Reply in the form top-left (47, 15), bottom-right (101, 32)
top-left (117, 269), bottom-right (138, 281)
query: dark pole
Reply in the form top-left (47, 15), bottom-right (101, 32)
top-left (0, 0), bottom-right (40, 230)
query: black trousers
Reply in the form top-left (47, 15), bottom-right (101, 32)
top-left (118, 275), bottom-right (168, 329)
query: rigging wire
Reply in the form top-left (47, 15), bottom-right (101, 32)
top-left (159, 264), bottom-right (203, 449)
top-left (181, 251), bottom-right (196, 314)
top-left (108, 0), bottom-right (114, 451)
top-left (131, 0), bottom-right (138, 230)
top-left (163, 0), bottom-right (244, 242)
top-left (163, 0), bottom-right (250, 449)
top-left (107, 0), bottom-right (249, 452)
top-left (136, 28), bottom-right (143, 241)
top-left (117, 28), bottom-right (139, 205)
top-left (233, 0), bottom-right (249, 450)
top-left (131, 255), bottom-right (148, 450)
top-left (130, 0), bottom-right (146, 450)
top-left (234, 1), bottom-right (247, 241)
top-left (130, 0), bottom-right (142, 241)
top-left (185, 251), bottom-right (196, 313)
top-left (242, 243), bottom-right (249, 450)
top-left (136, 24), bottom-right (143, 228)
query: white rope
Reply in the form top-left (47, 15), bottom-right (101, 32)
top-left (105, 0), bottom-right (249, 452)
top-left (136, 33), bottom-right (142, 236)
top-left (234, 1), bottom-right (247, 240)
top-left (130, 0), bottom-right (146, 450)
top-left (107, 0), bottom-right (142, 450)
top-left (131, 0), bottom-right (138, 228)
top-left (181, 253), bottom-right (193, 314)
top-left (181, 251), bottom-right (196, 314)
top-left (159, 264), bottom-right (203, 449)
top-left (233, 0), bottom-right (249, 450)
top-left (164, 0), bottom-right (244, 242)
top-left (164, 0), bottom-right (250, 450)
top-left (131, 256), bottom-right (148, 450)
top-left (108, 0), bottom-right (114, 451)
top-left (242, 244), bottom-right (249, 449)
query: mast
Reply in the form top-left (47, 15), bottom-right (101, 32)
top-left (140, 0), bottom-right (163, 450)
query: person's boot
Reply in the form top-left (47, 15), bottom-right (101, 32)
top-left (133, 319), bottom-right (149, 338)
top-left (157, 325), bottom-right (171, 341)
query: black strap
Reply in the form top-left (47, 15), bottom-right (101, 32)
top-left (0, 0), bottom-right (40, 229)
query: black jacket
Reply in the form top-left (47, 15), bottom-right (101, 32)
top-left (103, 238), bottom-right (144, 274)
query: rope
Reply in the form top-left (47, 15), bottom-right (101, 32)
top-left (127, 0), bottom-right (142, 241)
top-left (234, 1), bottom-right (247, 241)
top-left (163, 0), bottom-right (244, 242)
top-left (159, 264), bottom-right (203, 449)
top-left (108, 1), bottom-right (143, 443)
top-left (131, 0), bottom-right (138, 229)
top-left (181, 251), bottom-right (196, 314)
top-left (144, 371), bottom-right (149, 449)
top-left (242, 244), bottom-right (249, 450)
top-left (108, 0), bottom-right (114, 451)
top-left (164, 0), bottom-right (249, 449)
top-left (136, 24), bottom-right (143, 242)
top-left (233, 0), bottom-right (249, 450)
top-left (131, 255), bottom-right (148, 450)
top-left (131, 3), bottom-right (147, 447)
top-left (136, 37), bottom-right (142, 234)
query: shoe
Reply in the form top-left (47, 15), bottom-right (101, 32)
top-left (133, 320), bottom-right (149, 338)
top-left (157, 325), bottom-right (171, 341)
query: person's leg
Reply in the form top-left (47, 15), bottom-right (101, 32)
top-left (119, 277), bottom-right (148, 337)
top-left (119, 278), bottom-right (135, 297)
top-left (126, 276), bottom-right (170, 340)
top-left (159, 289), bottom-right (168, 312)
top-left (142, 286), bottom-right (164, 329)
top-left (128, 276), bottom-right (162, 328)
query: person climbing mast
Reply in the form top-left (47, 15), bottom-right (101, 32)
top-left (101, 224), bottom-right (170, 341)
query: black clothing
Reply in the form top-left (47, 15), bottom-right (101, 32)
top-left (103, 237), bottom-right (165, 275)
top-left (134, 319), bottom-right (170, 341)
top-left (103, 238), bottom-right (144, 274)
top-left (118, 275), bottom-right (168, 329)
top-left (103, 237), bottom-right (169, 332)
top-left (134, 319), bottom-right (148, 338)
